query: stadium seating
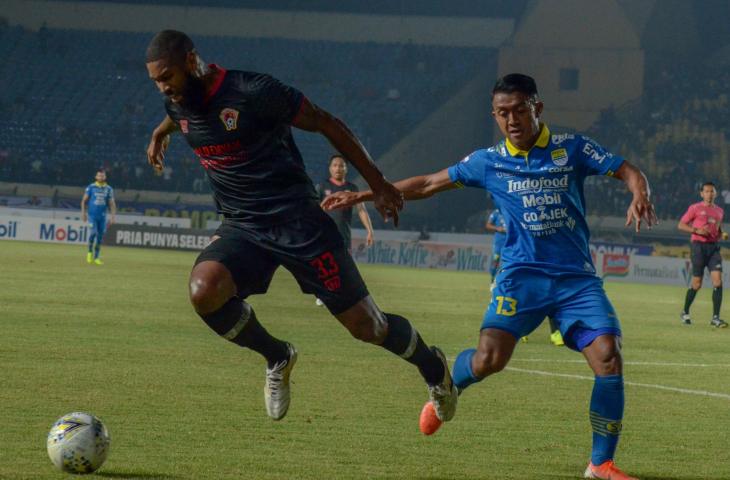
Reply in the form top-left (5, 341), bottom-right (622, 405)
top-left (0, 25), bottom-right (492, 194)
top-left (583, 65), bottom-right (730, 219)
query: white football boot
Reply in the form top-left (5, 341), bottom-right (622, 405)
top-left (427, 346), bottom-right (458, 422)
top-left (264, 343), bottom-right (298, 420)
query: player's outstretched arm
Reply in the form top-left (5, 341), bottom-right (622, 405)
top-left (146, 115), bottom-right (177, 173)
top-left (293, 98), bottom-right (402, 225)
top-left (613, 161), bottom-right (658, 232)
top-left (322, 169), bottom-right (458, 211)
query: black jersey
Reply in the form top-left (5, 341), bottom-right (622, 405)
top-left (316, 178), bottom-right (359, 244)
top-left (165, 66), bottom-right (319, 226)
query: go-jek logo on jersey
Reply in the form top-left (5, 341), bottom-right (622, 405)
top-left (0, 220), bottom-right (18, 238)
top-left (507, 175), bottom-right (569, 194)
top-left (522, 192), bottom-right (562, 208)
top-left (39, 223), bottom-right (89, 243)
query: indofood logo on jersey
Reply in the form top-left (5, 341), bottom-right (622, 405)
top-left (507, 175), bottom-right (569, 193)
top-left (39, 223), bottom-right (89, 243)
top-left (219, 108), bottom-right (239, 131)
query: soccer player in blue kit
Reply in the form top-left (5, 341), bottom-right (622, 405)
top-left (323, 74), bottom-right (657, 480)
top-left (81, 169), bottom-right (116, 265)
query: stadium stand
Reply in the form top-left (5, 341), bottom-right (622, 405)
top-left (584, 64), bottom-right (730, 220)
top-left (0, 24), bottom-right (493, 195)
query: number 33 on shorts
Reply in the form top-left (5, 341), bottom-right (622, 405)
top-left (494, 295), bottom-right (518, 316)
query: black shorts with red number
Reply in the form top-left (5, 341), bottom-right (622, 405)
top-left (690, 241), bottom-right (723, 277)
top-left (195, 208), bottom-right (369, 315)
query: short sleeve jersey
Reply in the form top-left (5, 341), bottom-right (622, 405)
top-left (317, 178), bottom-right (359, 236)
top-left (84, 183), bottom-right (114, 218)
top-left (164, 66), bottom-right (318, 226)
top-left (448, 125), bottom-right (624, 274)
top-left (680, 202), bottom-right (724, 243)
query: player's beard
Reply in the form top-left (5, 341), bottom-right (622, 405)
top-left (179, 74), bottom-right (206, 111)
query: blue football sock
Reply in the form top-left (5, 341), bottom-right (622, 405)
top-left (452, 348), bottom-right (481, 391)
top-left (589, 375), bottom-right (624, 465)
top-left (94, 243), bottom-right (101, 259)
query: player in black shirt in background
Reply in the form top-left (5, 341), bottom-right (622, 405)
top-left (316, 154), bottom-right (375, 250)
top-left (315, 153), bottom-right (375, 306)
top-left (144, 30), bottom-right (456, 423)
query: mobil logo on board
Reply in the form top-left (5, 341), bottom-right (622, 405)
top-left (39, 223), bottom-right (89, 243)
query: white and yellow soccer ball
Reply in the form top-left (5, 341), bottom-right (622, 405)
top-left (47, 412), bottom-right (110, 474)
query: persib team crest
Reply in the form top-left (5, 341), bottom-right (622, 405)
top-left (551, 148), bottom-right (569, 166)
top-left (219, 108), bottom-right (239, 131)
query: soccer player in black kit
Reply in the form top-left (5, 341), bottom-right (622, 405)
top-left (144, 30), bottom-right (457, 422)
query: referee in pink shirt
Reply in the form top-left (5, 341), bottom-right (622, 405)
top-left (678, 182), bottom-right (728, 328)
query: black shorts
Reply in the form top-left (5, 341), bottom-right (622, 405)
top-left (195, 214), bottom-right (369, 315)
top-left (690, 241), bottom-right (723, 277)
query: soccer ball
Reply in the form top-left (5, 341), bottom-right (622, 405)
top-left (47, 412), bottom-right (110, 474)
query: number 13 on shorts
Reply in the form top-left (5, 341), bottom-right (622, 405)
top-left (494, 295), bottom-right (518, 316)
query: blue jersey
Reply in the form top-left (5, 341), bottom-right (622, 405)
top-left (448, 125), bottom-right (624, 274)
top-left (84, 182), bottom-right (114, 218)
top-left (487, 208), bottom-right (506, 250)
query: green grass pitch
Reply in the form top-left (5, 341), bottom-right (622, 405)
top-left (1, 241), bottom-right (729, 480)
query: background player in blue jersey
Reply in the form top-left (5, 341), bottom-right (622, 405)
top-left (144, 30), bottom-right (456, 425)
top-left (485, 206), bottom-right (506, 290)
top-left (323, 74), bottom-right (657, 480)
top-left (81, 169), bottom-right (116, 265)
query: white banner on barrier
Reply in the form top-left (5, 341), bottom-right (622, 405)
top-left (593, 252), bottom-right (729, 288)
top-left (350, 237), bottom-right (493, 272)
top-left (0, 215), bottom-right (92, 245)
top-left (0, 207), bottom-right (191, 228)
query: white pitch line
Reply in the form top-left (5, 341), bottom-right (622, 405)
top-left (505, 366), bottom-right (730, 400)
top-left (510, 358), bottom-right (730, 368)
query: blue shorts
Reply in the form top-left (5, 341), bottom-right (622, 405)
top-left (484, 267), bottom-right (621, 351)
top-left (89, 216), bottom-right (107, 240)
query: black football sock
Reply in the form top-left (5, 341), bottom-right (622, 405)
top-left (200, 297), bottom-right (289, 367)
top-left (712, 287), bottom-right (723, 317)
top-left (683, 288), bottom-right (698, 314)
top-left (381, 313), bottom-right (445, 386)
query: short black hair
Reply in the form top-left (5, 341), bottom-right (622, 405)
top-left (701, 181), bottom-right (717, 190)
top-left (492, 73), bottom-right (539, 99)
top-left (329, 154), bottom-right (346, 165)
top-left (146, 30), bottom-right (194, 64)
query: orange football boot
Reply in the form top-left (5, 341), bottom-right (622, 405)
top-left (584, 460), bottom-right (638, 480)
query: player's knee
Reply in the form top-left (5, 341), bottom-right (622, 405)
top-left (189, 262), bottom-right (236, 314)
top-left (691, 278), bottom-right (702, 290)
top-left (346, 314), bottom-right (385, 343)
top-left (590, 340), bottom-right (623, 376)
top-left (336, 298), bottom-right (387, 343)
top-left (472, 348), bottom-right (509, 378)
